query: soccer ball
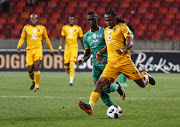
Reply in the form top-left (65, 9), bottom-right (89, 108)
top-left (107, 105), bottom-right (122, 119)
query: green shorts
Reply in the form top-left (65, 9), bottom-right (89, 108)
top-left (92, 65), bottom-right (106, 80)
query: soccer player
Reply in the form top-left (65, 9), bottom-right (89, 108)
top-left (17, 14), bottom-right (54, 92)
top-left (78, 9), bottom-right (155, 115)
top-left (77, 11), bottom-right (125, 107)
top-left (58, 14), bottom-right (84, 86)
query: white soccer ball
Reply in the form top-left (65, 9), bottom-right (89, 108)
top-left (107, 105), bottom-right (122, 119)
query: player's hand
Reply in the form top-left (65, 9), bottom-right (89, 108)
top-left (58, 49), bottom-right (61, 55)
top-left (116, 48), bottom-right (125, 54)
top-left (96, 54), bottom-right (103, 64)
top-left (76, 59), bottom-right (83, 67)
top-left (17, 47), bottom-right (21, 53)
top-left (50, 52), bottom-right (54, 56)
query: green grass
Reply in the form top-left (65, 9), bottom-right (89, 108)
top-left (0, 72), bottom-right (180, 127)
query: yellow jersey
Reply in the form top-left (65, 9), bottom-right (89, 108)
top-left (17, 24), bottom-right (53, 52)
top-left (104, 23), bottom-right (132, 64)
top-left (61, 25), bottom-right (83, 48)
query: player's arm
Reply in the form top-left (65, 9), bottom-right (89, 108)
top-left (43, 27), bottom-right (54, 56)
top-left (79, 37), bottom-right (84, 50)
top-left (58, 26), bottom-right (66, 55)
top-left (77, 34), bottom-right (90, 67)
top-left (78, 27), bottom-right (84, 49)
top-left (116, 24), bottom-right (133, 54)
top-left (77, 48), bottom-right (91, 67)
top-left (17, 26), bottom-right (26, 52)
top-left (96, 45), bottom-right (107, 64)
top-left (58, 36), bottom-right (65, 55)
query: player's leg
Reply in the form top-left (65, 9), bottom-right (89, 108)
top-left (26, 50), bottom-right (35, 90)
top-left (33, 49), bottom-right (43, 91)
top-left (69, 47), bottom-right (78, 86)
top-left (33, 60), bottom-right (41, 91)
top-left (119, 73), bottom-right (128, 87)
top-left (120, 58), bottom-right (155, 87)
top-left (64, 47), bottom-right (71, 75)
top-left (78, 77), bottom-right (110, 115)
top-left (64, 63), bottom-right (70, 75)
top-left (92, 66), bottom-right (115, 107)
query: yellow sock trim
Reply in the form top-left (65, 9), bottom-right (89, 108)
top-left (89, 92), bottom-right (100, 107)
top-left (35, 71), bottom-right (40, 88)
top-left (28, 72), bottom-right (34, 82)
top-left (143, 75), bottom-right (149, 84)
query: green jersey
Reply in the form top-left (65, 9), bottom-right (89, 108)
top-left (83, 27), bottom-right (107, 67)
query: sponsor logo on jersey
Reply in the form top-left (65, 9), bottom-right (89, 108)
top-left (106, 35), bottom-right (115, 44)
top-left (31, 34), bottom-right (38, 39)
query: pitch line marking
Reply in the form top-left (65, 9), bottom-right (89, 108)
top-left (0, 96), bottom-right (179, 100)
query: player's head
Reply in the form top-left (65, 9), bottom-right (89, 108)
top-left (104, 9), bottom-right (117, 28)
top-left (30, 14), bottom-right (38, 26)
top-left (69, 14), bottom-right (75, 26)
top-left (87, 11), bottom-right (98, 29)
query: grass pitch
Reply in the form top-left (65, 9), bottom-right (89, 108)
top-left (0, 72), bottom-right (180, 127)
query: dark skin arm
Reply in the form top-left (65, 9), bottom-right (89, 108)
top-left (77, 48), bottom-right (91, 67)
top-left (116, 36), bottom-right (134, 54)
top-left (58, 36), bottom-right (65, 55)
top-left (96, 46), bottom-right (107, 64)
top-left (79, 37), bottom-right (84, 49)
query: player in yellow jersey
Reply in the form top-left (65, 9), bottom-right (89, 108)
top-left (17, 14), bottom-right (54, 92)
top-left (58, 14), bottom-right (84, 86)
top-left (78, 9), bottom-right (155, 115)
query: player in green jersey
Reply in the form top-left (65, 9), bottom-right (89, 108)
top-left (77, 11), bottom-right (125, 107)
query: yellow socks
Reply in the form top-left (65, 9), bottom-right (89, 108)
top-left (28, 72), bottom-right (34, 82)
top-left (70, 62), bottom-right (75, 83)
top-left (89, 92), bottom-right (101, 107)
top-left (35, 71), bottom-right (40, 88)
top-left (64, 65), bottom-right (70, 75)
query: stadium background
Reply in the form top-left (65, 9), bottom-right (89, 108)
top-left (0, 0), bottom-right (180, 72)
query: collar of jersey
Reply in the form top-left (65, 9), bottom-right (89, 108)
top-left (90, 26), bottom-right (101, 33)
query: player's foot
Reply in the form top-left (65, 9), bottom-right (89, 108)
top-left (116, 82), bottom-right (126, 100)
top-left (141, 71), bottom-right (155, 85)
top-left (69, 82), bottom-right (73, 86)
top-left (34, 88), bottom-right (39, 92)
top-left (121, 83), bottom-right (129, 87)
top-left (30, 81), bottom-right (35, 90)
top-left (78, 101), bottom-right (93, 115)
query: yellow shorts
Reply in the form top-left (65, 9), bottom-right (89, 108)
top-left (64, 46), bottom-right (78, 64)
top-left (100, 56), bottom-right (142, 83)
top-left (26, 48), bottom-right (43, 66)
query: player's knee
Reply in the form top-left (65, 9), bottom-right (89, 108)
top-left (34, 66), bottom-right (40, 71)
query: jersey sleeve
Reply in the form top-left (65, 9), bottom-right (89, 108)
top-left (120, 24), bottom-right (132, 39)
top-left (78, 27), bottom-right (83, 37)
top-left (17, 25), bottom-right (26, 47)
top-left (83, 34), bottom-right (89, 49)
top-left (61, 26), bottom-right (65, 36)
top-left (43, 26), bottom-right (54, 52)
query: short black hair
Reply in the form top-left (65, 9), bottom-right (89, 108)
top-left (69, 14), bottom-right (75, 18)
top-left (87, 11), bottom-right (97, 16)
top-left (105, 9), bottom-right (117, 18)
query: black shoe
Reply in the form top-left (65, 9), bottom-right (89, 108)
top-left (30, 81), bottom-right (35, 90)
top-left (141, 71), bottom-right (155, 85)
top-left (78, 101), bottom-right (93, 115)
top-left (34, 88), bottom-right (39, 92)
top-left (69, 82), bottom-right (73, 86)
top-left (116, 82), bottom-right (126, 100)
